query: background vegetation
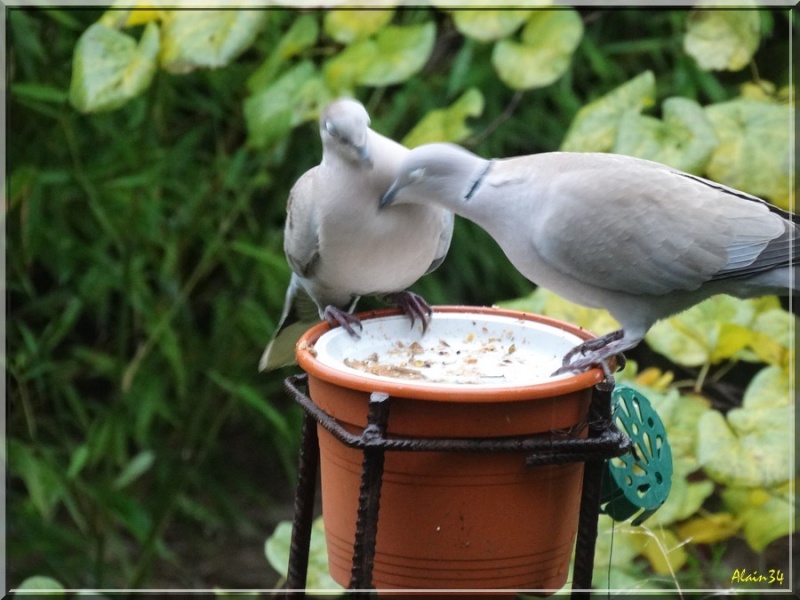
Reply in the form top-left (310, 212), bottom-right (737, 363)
top-left (8, 5), bottom-right (795, 593)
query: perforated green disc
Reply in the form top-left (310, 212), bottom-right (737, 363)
top-left (600, 384), bottom-right (672, 525)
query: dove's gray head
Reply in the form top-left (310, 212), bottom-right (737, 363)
top-left (380, 143), bottom-right (488, 209)
top-left (320, 98), bottom-right (372, 166)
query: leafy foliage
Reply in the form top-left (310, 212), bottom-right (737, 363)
top-left (8, 4), bottom-right (793, 593)
top-left (265, 518), bottom-right (342, 592)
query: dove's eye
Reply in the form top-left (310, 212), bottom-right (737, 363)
top-left (325, 121), bottom-right (338, 137)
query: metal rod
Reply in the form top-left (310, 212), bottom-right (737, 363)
top-left (349, 393), bottom-right (390, 590)
top-left (284, 409), bottom-right (320, 597)
top-left (571, 381), bottom-right (615, 598)
top-left (283, 374), bottom-right (629, 462)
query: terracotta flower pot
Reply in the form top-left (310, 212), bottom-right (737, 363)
top-left (296, 306), bottom-right (605, 592)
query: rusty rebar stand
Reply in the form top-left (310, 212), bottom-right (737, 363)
top-left (282, 373), bottom-right (630, 599)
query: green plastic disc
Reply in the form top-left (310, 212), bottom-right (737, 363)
top-left (600, 384), bottom-right (672, 525)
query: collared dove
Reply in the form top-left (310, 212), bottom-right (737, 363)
top-left (259, 100), bottom-right (454, 371)
top-left (380, 142), bottom-right (797, 378)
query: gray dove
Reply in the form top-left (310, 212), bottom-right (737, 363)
top-left (259, 100), bottom-right (454, 371)
top-left (380, 142), bottom-right (797, 378)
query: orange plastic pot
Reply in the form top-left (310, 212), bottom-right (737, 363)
top-left (296, 306), bottom-right (605, 592)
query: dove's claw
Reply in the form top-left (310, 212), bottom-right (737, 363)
top-left (323, 305), bottom-right (363, 338)
top-left (387, 290), bottom-right (434, 333)
top-left (561, 329), bottom-right (624, 366)
top-left (552, 329), bottom-right (628, 385)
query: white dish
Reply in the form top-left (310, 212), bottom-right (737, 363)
top-left (311, 311), bottom-right (587, 388)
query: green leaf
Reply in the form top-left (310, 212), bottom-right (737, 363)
top-left (69, 21), bottom-right (159, 113)
top-left (66, 444), bottom-right (90, 480)
top-left (561, 70), bottom-right (656, 152)
top-left (278, 13), bottom-right (320, 59)
top-left (684, 9), bottom-right (760, 72)
top-left (246, 14), bottom-right (320, 94)
top-left (697, 405), bottom-right (792, 487)
top-left (208, 372), bottom-right (291, 440)
top-left (722, 483), bottom-right (793, 552)
top-left (16, 576), bottom-right (65, 592)
top-left (491, 10), bottom-right (583, 90)
top-left (451, 9), bottom-right (531, 42)
top-left (324, 22), bottom-right (435, 89)
top-left (646, 475), bottom-right (715, 528)
top-left (97, 487), bottom-right (153, 542)
top-left (613, 97), bottom-right (718, 174)
top-left (247, 14), bottom-right (319, 93)
top-left (11, 82), bottom-right (69, 104)
top-left (231, 240), bottom-right (291, 271)
top-left (112, 450), bottom-right (155, 489)
top-left (244, 61), bottom-right (333, 149)
top-left (402, 88), bottom-right (484, 148)
top-left (265, 518), bottom-right (343, 591)
top-left (8, 441), bottom-right (65, 520)
top-left (160, 10), bottom-right (267, 74)
top-left (704, 97), bottom-right (791, 208)
top-left (323, 9), bottom-right (394, 44)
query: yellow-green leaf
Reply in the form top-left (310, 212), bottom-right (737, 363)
top-left (633, 367), bottom-right (674, 392)
top-left (676, 512), bottom-right (740, 544)
top-left (613, 97), bottom-right (718, 174)
top-left (402, 88), bottom-right (484, 148)
top-left (491, 9), bottom-right (583, 90)
top-left (638, 527), bottom-right (688, 575)
top-left (742, 365), bottom-right (791, 410)
top-left (324, 9), bottom-right (394, 45)
top-left (499, 287), bottom-right (619, 337)
top-left (69, 21), bottom-right (160, 113)
top-left (645, 295), bottom-right (758, 367)
top-left (697, 405), bottom-right (793, 487)
top-left (704, 98), bottom-right (791, 208)
top-left (684, 9), bottom-right (760, 72)
top-left (592, 516), bottom-right (674, 590)
top-left (561, 70), bottom-right (656, 152)
top-left (747, 307), bottom-right (795, 368)
top-left (324, 22), bottom-right (435, 90)
top-left (722, 483), bottom-right (793, 552)
top-left (451, 9), bottom-right (531, 42)
top-left (160, 10), bottom-right (266, 74)
top-left (709, 322), bottom-right (757, 363)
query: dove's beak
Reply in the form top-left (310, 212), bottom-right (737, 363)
top-left (357, 144), bottom-right (372, 167)
top-left (380, 183), bottom-right (399, 209)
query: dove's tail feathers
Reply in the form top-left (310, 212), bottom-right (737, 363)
top-left (259, 319), bottom-right (319, 371)
top-left (258, 275), bottom-right (322, 372)
top-left (725, 266), bottom-right (799, 298)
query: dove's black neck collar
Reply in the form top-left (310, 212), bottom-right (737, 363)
top-left (464, 159), bottom-right (494, 202)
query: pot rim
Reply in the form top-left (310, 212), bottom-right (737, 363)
top-left (296, 305), bottom-right (606, 402)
